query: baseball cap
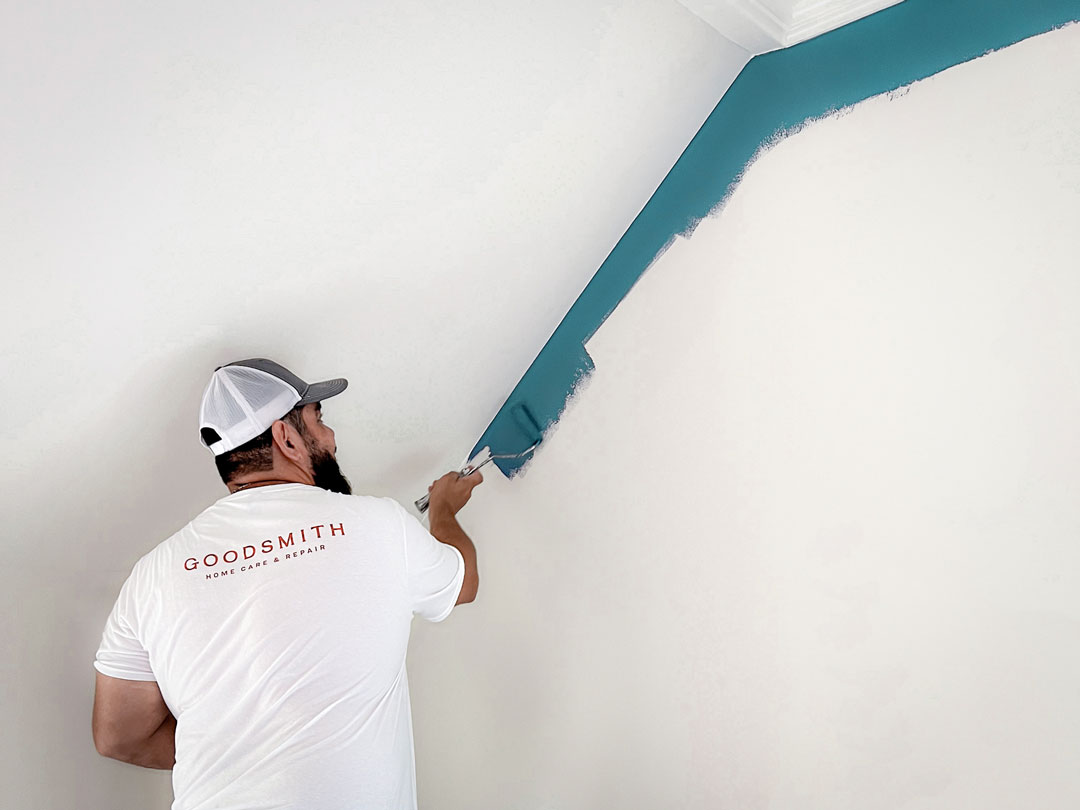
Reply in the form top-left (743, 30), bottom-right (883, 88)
top-left (199, 358), bottom-right (348, 456)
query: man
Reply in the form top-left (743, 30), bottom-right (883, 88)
top-left (92, 358), bottom-right (481, 809)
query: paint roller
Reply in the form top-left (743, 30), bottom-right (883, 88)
top-left (414, 403), bottom-right (543, 514)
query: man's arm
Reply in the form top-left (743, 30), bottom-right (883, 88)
top-left (92, 672), bottom-right (176, 769)
top-left (426, 470), bottom-right (482, 604)
top-left (428, 510), bottom-right (479, 604)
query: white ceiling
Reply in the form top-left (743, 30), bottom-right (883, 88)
top-left (1, 0), bottom-right (892, 556)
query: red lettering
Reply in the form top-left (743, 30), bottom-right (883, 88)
top-left (279, 533), bottom-right (295, 548)
top-left (300, 528), bottom-right (307, 543)
top-left (184, 558), bottom-right (198, 571)
top-left (330, 523), bottom-right (344, 536)
top-left (243, 545), bottom-right (256, 560)
top-left (204, 553), bottom-right (218, 567)
top-left (262, 540), bottom-right (274, 554)
top-left (223, 550), bottom-right (238, 563)
top-left (311, 525), bottom-right (324, 538)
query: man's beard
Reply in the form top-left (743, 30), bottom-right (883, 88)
top-left (307, 440), bottom-right (352, 495)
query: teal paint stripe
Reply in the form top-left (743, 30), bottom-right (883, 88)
top-left (473, 0), bottom-right (1080, 475)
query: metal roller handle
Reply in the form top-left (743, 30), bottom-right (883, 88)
top-left (414, 440), bottom-right (541, 514)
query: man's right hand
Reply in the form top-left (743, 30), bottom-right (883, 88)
top-left (427, 470), bottom-right (483, 520)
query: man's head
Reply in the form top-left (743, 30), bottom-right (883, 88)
top-left (199, 359), bottom-right (351, 494)
top-left (208, 401), bottom-right (353, 494)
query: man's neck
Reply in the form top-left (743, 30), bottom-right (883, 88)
top-left (228, 474), bottom-right (309, 494)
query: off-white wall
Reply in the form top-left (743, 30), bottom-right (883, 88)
top-left (0, 2), bottom-right (751, 806)
top-left (409, 24), bottom-right (1080, 808)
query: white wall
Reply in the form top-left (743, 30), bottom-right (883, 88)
top-left (409, 24), bottom-right (1080, 808)
top-left (0, 2), bottom-right (750, 806)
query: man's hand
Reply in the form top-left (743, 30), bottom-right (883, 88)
top-left (426, 469), bottom-right (483, 522)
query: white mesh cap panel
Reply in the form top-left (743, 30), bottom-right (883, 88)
top-left (213, 377), bottom-right (247, 427)
top-left (199, 366), bottom-right (301, 455)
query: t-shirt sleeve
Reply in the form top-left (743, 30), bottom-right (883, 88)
top-left (392, 499), bottom-right (465, 623)
top-left (94, 565), bottom-right (157, 682)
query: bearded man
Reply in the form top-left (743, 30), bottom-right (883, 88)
top-left (91, 358), bottom-right (481, 809)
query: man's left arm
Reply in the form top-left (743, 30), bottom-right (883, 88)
top-left (92, 672), bottom-right (176, 770)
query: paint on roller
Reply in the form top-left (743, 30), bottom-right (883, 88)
top-left (415, 402), bottom-right (545, 511)
top-left (470, 0), bottom-right (1080, 478)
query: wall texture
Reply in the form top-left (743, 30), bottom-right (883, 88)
top-left (0, 2), bottom-right (748, 806)
top-left (409, 23), bottom-right (1080, 808)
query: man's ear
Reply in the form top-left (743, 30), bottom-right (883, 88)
top-left (270, 420), bottom-right (306, 463)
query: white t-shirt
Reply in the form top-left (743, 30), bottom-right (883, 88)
top-left (94, 483), bottom-right (464, 810)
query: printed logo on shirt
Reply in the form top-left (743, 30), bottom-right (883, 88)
top-left (184, 522), bottom-right (347, 580)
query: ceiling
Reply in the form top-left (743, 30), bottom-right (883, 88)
top-left (1, 0), bottom-right (897, 556)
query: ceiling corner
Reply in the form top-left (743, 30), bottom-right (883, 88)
top-left (676, 0), bottom-right (905, 54)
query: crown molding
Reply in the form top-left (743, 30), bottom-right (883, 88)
top-left (677, 0), bottom-right (905, 53)
top-left (785, 0), bottom-right (904, 46)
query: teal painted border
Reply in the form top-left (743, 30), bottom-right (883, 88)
top-left (473, 0), bottom-right (1080, 475)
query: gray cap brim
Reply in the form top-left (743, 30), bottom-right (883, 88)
top-left (299, 377), bottom-right (348, 405)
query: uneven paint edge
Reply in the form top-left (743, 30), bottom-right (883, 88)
top-left (472, 0), bottom-right (1080, 476)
